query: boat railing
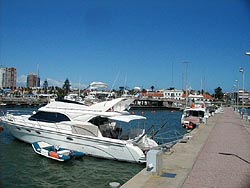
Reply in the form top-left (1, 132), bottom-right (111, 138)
top-left (32, 120), bottom-right (81, 133)
top-left (3, 110), bottom-right (75, 133)
top-left (152, 129), bottom-right (186, 145)
top-left (151, 130), bottom-right (191, 152)
top-left (3, 110), bottom-right (100, 136)
top-left (2, 110), bottom-right (147, 139)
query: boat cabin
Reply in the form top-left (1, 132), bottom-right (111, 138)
top-left (184, 109), bottom-right (205, 118)
top-left (89, 116), bottom-right (123, 139)
top-left (28, 111), bottom-right (145, 141)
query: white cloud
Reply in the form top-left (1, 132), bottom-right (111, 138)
top-left (45, 78), bottom-right (63, 87)
top-left (45, 78), bottom-right (87, 89)
top-left (16, 75), bottom-right (27, 87)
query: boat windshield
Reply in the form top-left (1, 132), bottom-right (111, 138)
top-left (185, 110), bottom-right (204, 117)
top-left (89, 116), bottom-right (145, 140)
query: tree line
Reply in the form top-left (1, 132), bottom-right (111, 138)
top-left (7, 78), bottom-right (226, 101)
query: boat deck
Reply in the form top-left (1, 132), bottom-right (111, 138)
top-left (121, 107), bottom-right (250, 188)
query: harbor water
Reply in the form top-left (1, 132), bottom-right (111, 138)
top-left (0, 107), bottom-right (186, 188)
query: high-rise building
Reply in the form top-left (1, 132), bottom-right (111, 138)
top-left (27, 74), bottom-right (40, 88)
top-left (5, 67), bottom-right (17, 90)
top-left (0, 67), bottom-right (17, 90)
top-left (0, 68), bottom-right (5, 89)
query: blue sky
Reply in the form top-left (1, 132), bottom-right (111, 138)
top-left (1, 0), bottom-right (250, 93)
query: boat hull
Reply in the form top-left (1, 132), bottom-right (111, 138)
top-left (4, 121), bottom-right (146, 163)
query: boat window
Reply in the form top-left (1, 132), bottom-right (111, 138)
top-left (89, 116), bottom-right (109, 126)
top-left (188, 111), bottom-right (204, 117)
top-left (28, 111), bottom-right (70, 123)
top-left (89, 116), bottom-right (123, 139)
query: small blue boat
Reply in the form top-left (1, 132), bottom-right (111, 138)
top-left (32, 141), bottom-right (85, 162)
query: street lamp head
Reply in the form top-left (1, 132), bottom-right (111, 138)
top-left (239, 67), bottom-right (244, 73)
top-left (245, 52), bottom-right (250, 56)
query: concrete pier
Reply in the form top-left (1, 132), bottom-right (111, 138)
top-left (121, 107), bottom-right (250, 188)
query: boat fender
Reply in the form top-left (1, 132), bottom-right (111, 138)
top-left (49, 151), bottom-right (59, 159)
top-left (188, 122), bottom-right (193, 129)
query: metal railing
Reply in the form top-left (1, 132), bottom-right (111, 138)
top-left (1, 110), bottom-right (84, 134)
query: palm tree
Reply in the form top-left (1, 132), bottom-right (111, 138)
top-left (151, 86), bottom-right (154, 92)
top-left (43, 79), bottom-right (48, 94)
top-left (63, 78), bottom-right (71, 95)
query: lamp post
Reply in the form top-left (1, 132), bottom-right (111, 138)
top-left (235, 80), bottom-right (239, 112)
top-left (239, 67), bottom-right (244, 115)
top-left (181, 61), bottom-right (189, 107)
top-left (237, 52), bottom-right (250, 119)
top-left (245, 52), bottom-right (250, 116)
top-left (233, 84), bottom-right (236, 111)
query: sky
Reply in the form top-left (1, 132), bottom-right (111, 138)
top-left (1, 0), bottom-right (250, 93)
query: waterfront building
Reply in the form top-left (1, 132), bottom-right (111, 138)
top-left (187, 93), bottom-right (213, 102)
top-left (187, 94), bottom-right (204, 101)
top-left (0, 67), bottom-right (17, 90)
top-left (238, 89), bottom-right (249, 104)
top-left (142, 90), bottom-right (164, 99)
top-left (162, 89), bottom-right (184, 100)
top-left (27, 74), bottom-right (40, 88)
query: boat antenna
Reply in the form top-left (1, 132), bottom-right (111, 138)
top-left (181, 61), bottom-right (189, 107)
top-left (171, 62), bottom-right (174, 87)
top-left (78, 77), bottom-right (81, 98)
top-left (124, 72), bottom-right (127, 96)
top-left (110, 71), bottom-right (120, 97)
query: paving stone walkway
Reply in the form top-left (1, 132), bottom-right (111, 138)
top-left (121, 107), bottom-right (250, 188)
top-left (182, 107), bottom-right (250, 188)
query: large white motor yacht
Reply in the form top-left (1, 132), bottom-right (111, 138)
top-left (1, 98), bottom-right (158, 163)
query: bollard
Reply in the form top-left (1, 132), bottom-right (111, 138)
top-left (248, 116), bottom-right (250, 122)
top-left (243, 114), bottom-right (248, 121)
top-left (146, 149), bottom-right (161, 173)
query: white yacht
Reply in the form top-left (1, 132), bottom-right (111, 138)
top-left (1, 98), bottom-right (158, 163)
top-left (181, 102), bottom-right (208, 129)
top-left (64, 93), bottom-right (84, 103)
